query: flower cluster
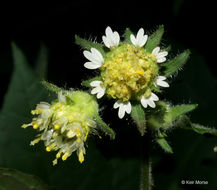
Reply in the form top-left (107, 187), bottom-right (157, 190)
top-left (22, 91), bottom-right (99, 165)
top-left (83, 27), bottom-right (169, 119)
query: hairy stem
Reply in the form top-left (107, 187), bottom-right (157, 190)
top-left (140, 135), bottom-right (152, 190)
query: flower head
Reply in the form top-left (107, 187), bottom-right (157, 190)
top-left (22, 91), bottom-right (99, 165)
top-left (81, 26), bottom-right (169, 119)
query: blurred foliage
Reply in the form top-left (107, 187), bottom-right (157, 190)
top-left (0, 168), bottom-right (50, 190)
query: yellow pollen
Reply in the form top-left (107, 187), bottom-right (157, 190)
top-left (144, 88), bottom-right (152, 98)
top-left (31, 108), bottom-right (43, 115)
top-left (84, 124), bottom-right (89, 140)
top-left (33, 124), bottom-right (39, 129)
top-left (150, 54), bottom-right (156, 58)
top-left (30, 137), bottom-right (41, 146)
top-left (102, 43), bottom-right (159, 101)
top-left (76, 128), bottom-right (81, 137)
top-left (62, 152), bottom-right (70, 161)
top-left (78, 149), bottom-right (84, 163)
top-left (56, 152), bottom-right (62, 158)
top-left (46, 143), bottom-right (55, 152)
top-left (54, 124), bottom-right (60, 130)
top-left (22, 124), bottom-right (27, 128)
top-left (136, 70), bottom-right (145, 75)
top-left (53, 159), bottom-right (57, 166)
top-left (68, 115), bottom-right (74, 122)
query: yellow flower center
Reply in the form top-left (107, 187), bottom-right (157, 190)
top-left (101, 44), bottom-right (159, 101)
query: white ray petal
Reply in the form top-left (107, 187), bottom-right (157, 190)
top-left (91, 48), bottom-right (104, 63)
top-left (102, 36), bottom-right (110, 48)
top-left (157, 76), bottom-right (166, 80)
top-left (105, 26), bottom-right (113, 40)
top-left (90, 81), bottom-right (102, 87)
top-left (118, 104), bottom-right (125, 119)
top-left (113, 31), bottom-right (120, 46)
top-left (156, 51), bottom-right (168, 58)
top-left (125, 101), bottom-right (132, 114)
top-left (157, 80), bottom-right (169, 87)
top-left (138, 35), bottom-right (148, 47)
top-left (136, 28), bottom-right (144, 42)
top-left (114, 101), bottom-right (121, 109)
top-left (150, 93), bottom-right (159, 101)
top-left (147, 99), bottom-right (156, 108)
top-left (103, 26), bottom-right (119, 48)
top-left (83, 51), bottom-right (97, 63)
top-left (141, 96), bottom-right (148, 108)
top-left (152, 47), bottom-right (160, 55)
top-left (84, 62), bottom-right (101, 69)
top-left (130, 34), bottom-right (137, 46)
top-left (96, 90), bottom-right (105, 99)
top-left (91, 87), bottom-right (100, 94)
top-left (140, 93), bottom-right (159, 109)
top-left (157, 57), bottom-right (166, 63)
top-left (90, 81), bottom-right (105, 99)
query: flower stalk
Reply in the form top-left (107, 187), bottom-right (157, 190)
top-left (140, 134), bottom-right (152, 190)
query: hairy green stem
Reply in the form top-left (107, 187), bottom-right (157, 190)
top-left (140, 135), bottom-right (152, 190)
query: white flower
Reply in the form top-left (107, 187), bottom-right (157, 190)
top-left (83, 48), bottom-right (104, 69)
top-left (140, 93), bottom-right (159, 108)
top-left (113, 100), bottom-right (131, 119)
top-left (156, 76), bottom-right (169, 87)
top-left (90, 81), bottom-right (106, 99)
top-left (130, 28), bottom-right (148, 47)
top-left (102, 26), bottom-right (120, 48)
top-left (152, 47), bottom-right (168, 63)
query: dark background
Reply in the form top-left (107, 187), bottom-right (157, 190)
top-left (0, 0), bottom-right (216, 97)
top-left (0, 0), bottom-right (217, 190)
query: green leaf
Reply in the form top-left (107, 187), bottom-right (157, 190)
top-left (154, 50), bottom-right (217, 190)
top-left (81, 76), bottom-right (102, 87)
top-left (0, 168), bottom-right (50, 190)
top-left (151, 85), bottom-right (161, 93)
top-left (0, 43), bottom-right (50, 117)
top-left (131, 103), bottom-right (146, 136)
top-left (0, 42), bottom-right (52, 179)
top-left (124, 28), bottom-right (133, 43)
top-left (41, 80), bottom-right (63, 93)
top-left (144, 25), bottom-right (164, 52)
top-left (174, 115), bottom-right (217, 136)
top-left (161, 50), bottom-right (190, 77)
top-left (75, 35), bottom-right (106, 56)
top-left (35, 43), bottom-right (49, 79)
top-left (163, 104), bottom-right (197, 127)
top-left (94, 115), bottom-right (115, 139)
top-left (156, 138), bottom-right (173, 154)
top-left (190, 123), bottom-right (217, 136)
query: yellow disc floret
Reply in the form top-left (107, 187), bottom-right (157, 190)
top-left (101, 44), bottom-right (159, 101)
